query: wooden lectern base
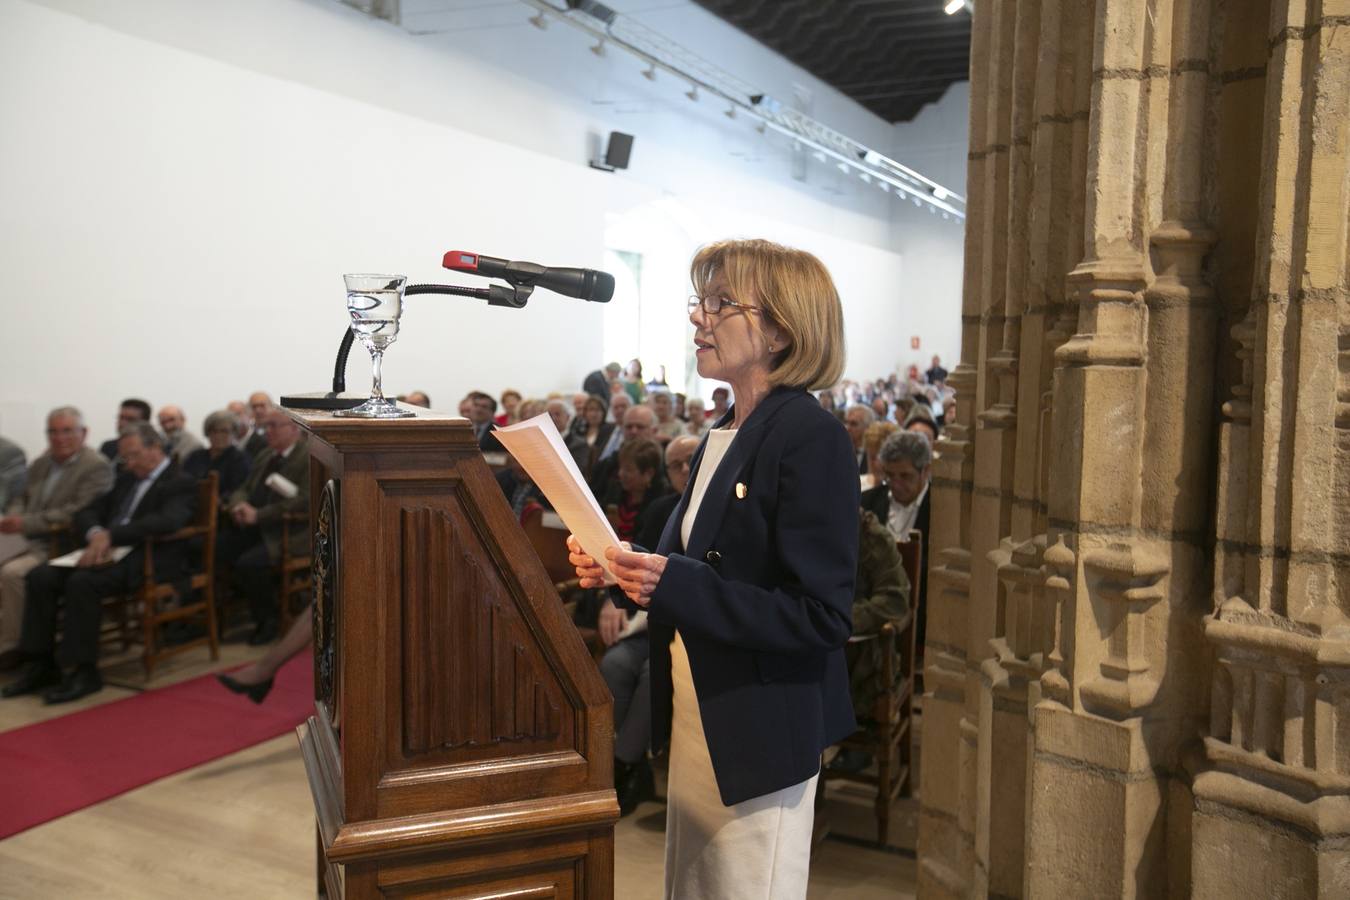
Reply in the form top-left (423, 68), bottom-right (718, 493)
top-left (286, 406), bottom-right (617, 898)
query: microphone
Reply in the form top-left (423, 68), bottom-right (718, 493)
top-left (443, 251), bottom-right (615, 303)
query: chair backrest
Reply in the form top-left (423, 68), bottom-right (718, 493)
top-left (896, 529), bottom-right (924, 672)
top-left (520, 505), bottom-right (574, 586)
top-left (196, 471), bottom-right (220, 558)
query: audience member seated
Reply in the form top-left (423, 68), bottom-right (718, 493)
top-left (589, 404), bottom-right (660, 501)
top-left (99, 398), bottom-right (152, 464)
top-left (567, 392), bottom-right (591, 439)
top-left (845, 403), bottom-right (877, 475)
top-left (0, 435), bottom-right (25, 510)
top-left (464, 391), bottom-right (502, 451)
top-left (243, 392), bottom-right (273, 458)
top-left (496, 389), bottom-right (521, 425)
top-left (496, 454), bottom-right (549, 519)
top-left (158, 404), bottom-right (204, 464)
top-left (600, 438), bottom-right (668, 543)
top-left (545, 398), bottom-right (573, 437)
top-left (903, 402), bottom-right (940, 445)
top-left (683, 398), bottom-right (708, 437)
top-left (860, 420), bottom-right (900, 491)
top-left (567, 394), bottom-right (614, 479)
top-left (226, 400), bottom-right (253, 451)
top-left (706, 385), bottom-right (730, 421)
top-left (595, 434), bottom-right (695, 817)
top-left (635, 435), bottom-right (698, 550)
top-left (3, 423), bottom-right (195, 703)
top-left (0, 407), bottom-right (114, 671)
top-left (596, 393), bottom-right (632, 462)
top-left (649, 391), bottom-right (684, 446)
top-left (861, 430), bottom-right (933, 650)
top-left (216, 409), bottom-right (310, 646)
top-left (403, 390), bottom-right (431, 408)
top-left (870, 395), bottom-right (891, 423)
top-left (184, 409), bottom-right (252, 498)
top-left (830, 508), bottom-right (911, 774)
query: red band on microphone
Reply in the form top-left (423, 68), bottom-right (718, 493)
top-left (442, 251), bottom-right (480, 272)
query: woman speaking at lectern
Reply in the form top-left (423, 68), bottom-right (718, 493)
top-left (569, 239), bottom-right (859, 899)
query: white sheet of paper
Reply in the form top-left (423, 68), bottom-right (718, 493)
top-left (0, 532), bottom-right (30, 565)
top-left (492, 412), bottom-right (621, 585)
top-left (47, 546), bottom-right (133, 567)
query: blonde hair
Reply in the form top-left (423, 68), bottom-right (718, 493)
top-left (690, 239), bottom-right (846, 390)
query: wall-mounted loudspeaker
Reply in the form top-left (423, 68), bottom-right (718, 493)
top-left (590, 131), bottom-right (634, 172)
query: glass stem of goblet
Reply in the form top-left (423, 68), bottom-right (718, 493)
top-left (370, 349), bottom-right (385, 402)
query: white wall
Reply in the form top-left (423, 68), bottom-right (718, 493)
top-left (0, 0), bottom-right (967, 457)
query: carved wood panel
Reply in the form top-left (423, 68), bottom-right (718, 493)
top-left (400, 505), bottom-right (568, 759)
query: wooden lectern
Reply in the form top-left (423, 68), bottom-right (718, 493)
top-left (288, 407), bottom-right (618, 898)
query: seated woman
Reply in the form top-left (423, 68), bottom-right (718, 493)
top-left (601, 438), bottom-right (668, 543)
top-left (567, 394), bottom-right (614, 480)
top-left (184, 409), bottom-right (251, 497)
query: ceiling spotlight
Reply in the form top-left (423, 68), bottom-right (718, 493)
top-left (686, 84), bottom-right (699, 101)
top-left (642, 64), bottom-right (657, 81)
top-left (754, 121), bottom-right (767, 134)
top-left (837, 161), bottom-right (850, 173)
top-left (591, 39), bottom-right (606, 57)
top-left (529, 12), bottom-right (548, 29)
top-left (725, 105), bottom-right (737, 119)
top-left (942, 212), bottom-right (950, 220)
top-left (859, 172), bottom-right (871, 184)
top-left (913, 197), bottom-right (922, 206)
top-left (813, 150), bottom-right (827, 163)
top-left (879, 182), bottom-right (891, 192)
top-left (932, 186), bottom-right (949, 201)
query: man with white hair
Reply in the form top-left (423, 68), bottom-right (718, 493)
top-left (0, 407), bottom-right (113, 671)
top-left (158, 404), bottom-right (204, 464)
top-left (844, 403), bottom-right (877, 475)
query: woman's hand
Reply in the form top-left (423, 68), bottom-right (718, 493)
top-left (606, 546), bottom-right (667, 608)
top-left (567, 535), bottom-right (614, 590)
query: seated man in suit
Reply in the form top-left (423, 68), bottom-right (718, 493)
top-left (0, 406), bottom-right (114, 671)
top-left (98, 398), bottom-right (152, 465)
top-left (861, 430), bottom-right (933, 654)
top-left (4, 422), bottom-right (196, 703)
top-left (0, 435), bottom-right (25, 511)
top-left (216, 408), bottom-right (310, 646)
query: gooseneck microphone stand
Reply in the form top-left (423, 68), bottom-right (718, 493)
top-left (279, 281), bottom-right (534, 411)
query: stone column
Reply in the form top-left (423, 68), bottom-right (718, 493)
top-left (1194, 1), bottom-right (1350, 895)
top-left (918, 0), bottom-right (1350, 897)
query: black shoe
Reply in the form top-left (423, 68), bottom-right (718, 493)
top-left (217, 672), bottom-right (274, 704)
top-left (42, 666), bottom-right (103, 704)
top-left (247, 619), bottom-right (279, 646)
top-left (615, 757), bottom-right (655, 816)
top-left (1, 659), bottom-right (62, 697)
top-left (826, 748), bottom-right (873, 775)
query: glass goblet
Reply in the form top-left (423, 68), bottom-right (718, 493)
top-left (334, 274), bottom-right (416, 419)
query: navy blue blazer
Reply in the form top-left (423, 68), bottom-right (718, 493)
top-left (625, 386), bottom-right (860, 806)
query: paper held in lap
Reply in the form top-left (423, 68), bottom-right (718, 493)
top-left (48, 546), bottom-right (133, 567)
top-left (492, 413), bottom-right (620, 585)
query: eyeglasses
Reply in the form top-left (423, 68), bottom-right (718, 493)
top-left (687, 294), bottom-right (763, 316)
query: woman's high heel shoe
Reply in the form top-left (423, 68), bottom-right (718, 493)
top-left (216, 672), bottom-right (274, 704)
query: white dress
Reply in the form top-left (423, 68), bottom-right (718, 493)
top-left (664, 427), bottom-right (818, 900)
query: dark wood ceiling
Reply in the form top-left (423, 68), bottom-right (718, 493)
top-left (690, 0), bottom-right (971, 123)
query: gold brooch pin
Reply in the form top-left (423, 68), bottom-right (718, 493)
top-left (735, 482), bottom-right (748, 499)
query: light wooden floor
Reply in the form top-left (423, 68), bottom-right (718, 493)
top-left (1, 643), bottom-right (917, 899)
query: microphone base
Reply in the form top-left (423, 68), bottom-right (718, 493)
top-left (279, 391), bottom-right (367, 411)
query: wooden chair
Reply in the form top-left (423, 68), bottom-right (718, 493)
top-left (277, 510), bottom-right (312, 632)
top-left (119, 472), bottom-right (221, 678)
top-left (822, 528), bottom-right (923, 845)
top-left (520, 503), bottom-right (605, 662)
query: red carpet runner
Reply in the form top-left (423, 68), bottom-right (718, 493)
top-left (0, 653), bottom-right (313, 839)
